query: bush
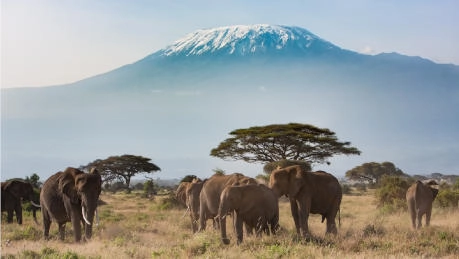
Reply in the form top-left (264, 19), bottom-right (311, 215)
top-left (375, 176), bottom-right (410, 211)
top-left (341, 184), bottom-right (352, 195)
top-left (435, 189), bottom-right (459, 208)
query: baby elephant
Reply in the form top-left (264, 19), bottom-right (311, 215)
top-left (406, 180), bottom-right (439, 229)
top-left (218, 184), bottom-right (279, 245)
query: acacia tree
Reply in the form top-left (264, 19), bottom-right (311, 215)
top-left (210, 123), bottom-right (361, 167)
top-left (345, 161), bottom-right (405, 184)
top-left (84, 154), bottom-right (161, 189)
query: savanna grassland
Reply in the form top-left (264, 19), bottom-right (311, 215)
top-left (1, 189), bottom-right (458, 259)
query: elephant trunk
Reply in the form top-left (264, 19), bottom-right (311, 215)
top-left (32, 207), bottom-right (39, 225)
top-left (218, 205), bottom-right (230, 245)
top-left (81, 198), bottom-right (98, 240)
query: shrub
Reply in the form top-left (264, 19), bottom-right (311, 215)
top-left (435, 189), bottom-right (459, 208)
top-left (341, 184), bottom-right (352, 195)
top-left (375, 175), bottom-right (410, 211)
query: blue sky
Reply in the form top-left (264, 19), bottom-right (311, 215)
top-left (2, 0), bottom-right (459, 88)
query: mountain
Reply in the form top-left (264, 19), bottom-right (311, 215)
top-left (2, 24), bottom-right (459, 181)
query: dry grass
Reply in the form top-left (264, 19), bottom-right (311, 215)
top-left (1, 189), bottom-right (458, 259)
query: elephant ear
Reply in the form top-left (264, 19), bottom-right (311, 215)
top-left (59, 167), bottom-right (84, 203)
top-left (3, 180), bottom-right (29, 199)
top-left (288, 165), bottom-right (304, 196)
top-left (3, 181), bottom-right (19, 198)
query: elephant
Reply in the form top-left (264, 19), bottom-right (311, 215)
top-left (269, 165), bottom-right (342, 238)
top-left (218, 183), bottom-right (279, 245)
top-left (185, 179), bottom-right (205, 233)
top-left (406, 180), bottom-right (439, 229)
top-left (199, 173), bottom-right (257, 231)
top-left (40, 167), bottom-right (102, 242)
top-left (175, 181), bottom-right (191, 207)
top-left (1, 180), bottom-right (41, 224)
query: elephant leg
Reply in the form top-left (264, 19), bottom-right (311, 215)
top-left (198, 205), bottom-right (207, 232)
top-left (58, 223), bottom-right (66, 240)
top-left (42, 210), bottom-right (52, 240)
top-left (289, 199), bottom-right (301, 235)
top-left (407, 200), bottom-right (416, 229)
top-left (14, 203), bottom-right (22, 224)
top-left (245, 221), bottom-right (254, 236)
top-left (425, 208), bottom-right (432, 227)
top-left (6, 209), bottom-right (14, 223)
top-left (190, 214), bottom-right (198, 233)
top-left (235, 214), bottom-right (244, 245)
top-left (409, 209), bottom-right (416, 229)
top-left (416, 210), bottom-right (422, 229)
top-left (297, 200), bottom-right (310, 238)
top-left (326, 211), bottom-right (338, 235)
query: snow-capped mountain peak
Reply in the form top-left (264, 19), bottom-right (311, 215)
top-left (162, 24), bottom-right (339, 57)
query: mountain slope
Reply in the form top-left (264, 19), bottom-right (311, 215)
top-left (1, 24), bottom-right (459, 181)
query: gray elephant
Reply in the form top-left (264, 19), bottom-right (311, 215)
top-left (218, 183), bottom-right (279, 245)
top-left (199, 173), bottom-right (257, 231)
top-left (40, 167), bottom-right (102, 242)
top-left (1, 180), bottom-right (41, 224)
top-left (269, 165), bottom-right (342, 238)
top-left (406, 180), bottom-right (439, 229)
top-left (185, 179), bottom-right (205, 233)
top-left (175, 181), bottom-right (191, 207)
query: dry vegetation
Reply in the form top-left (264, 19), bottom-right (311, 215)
top-left (1, 189), bottom-right (458, 259)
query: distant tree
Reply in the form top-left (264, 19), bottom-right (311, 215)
top-left (84, 154), bottom-right (161, 189)
top-left (210, 123), bottom-right (361, 167)
top-left (24, 173), bottom-right (42, 189)
top-left (345, 162), bottom-right (405, 184)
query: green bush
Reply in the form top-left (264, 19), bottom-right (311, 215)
top-left (375, 176), bottom-right (410, 211)
top-left (435, 189), bottom-right (459, 208)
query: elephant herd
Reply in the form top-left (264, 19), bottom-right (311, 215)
top-left (1, 165), bottom-right (440, 244)
top-left (175, 166), bottom-right (441, 245)
top-left (175, 165), bottom-right (343, 244)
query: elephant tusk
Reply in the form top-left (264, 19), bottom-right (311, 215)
top-left (216, 214), bottom-right (226, 220)
top-left (81, 206), bottom-right (91, 225)
top-left (95, 208), bottom-right (100, 226)
top-left (182, 206), bottom-right (190, 218)
top-left (31, 201), bottom-right (41, 208)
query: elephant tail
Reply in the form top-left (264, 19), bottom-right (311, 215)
top-left (338, 207), bottom-right (341, 227)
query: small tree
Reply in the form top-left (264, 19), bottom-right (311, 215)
top-left (211, 123), bottom-right (361, 166)
top-left (143, 180), bottom-right (157, 197)
top-left (84, 154), bottom-right (161, 189)
top-left (25, 173), bottom-right (42, 189)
